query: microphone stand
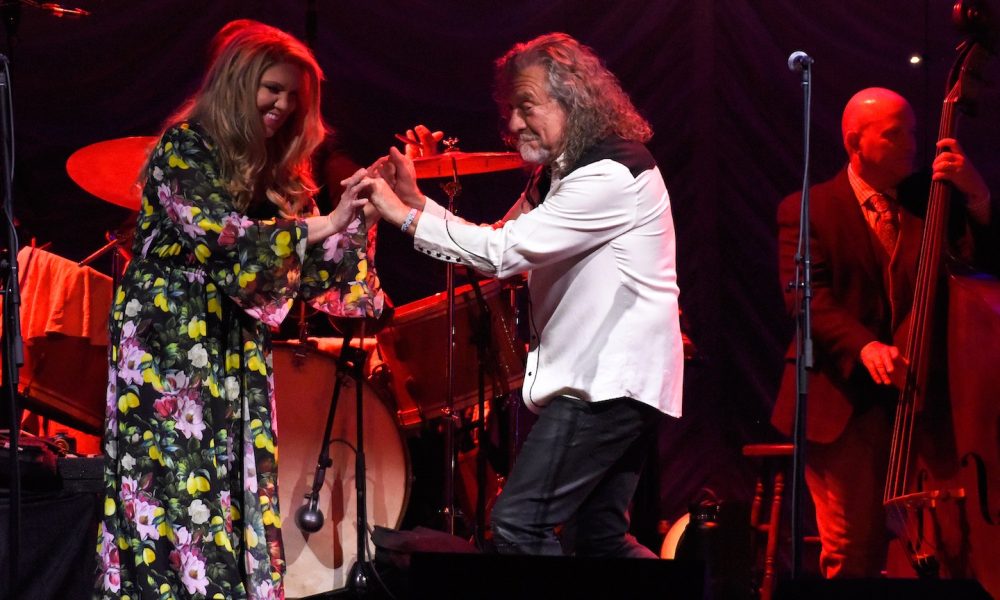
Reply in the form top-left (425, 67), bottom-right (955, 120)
top-left (788, 53), bottom-right (814, 580)
top-left (0, 53), bottom-right (24, 599)
top-left (293, 323), bottom-right (377, 594)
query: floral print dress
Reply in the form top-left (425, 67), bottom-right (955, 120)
top-left (95, 123), bottom-right (384, 600)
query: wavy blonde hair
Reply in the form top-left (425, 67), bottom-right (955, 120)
top-left (165, 20), bottom-right (326, 217)
top-left (494, 33), bottom-right (652, 176)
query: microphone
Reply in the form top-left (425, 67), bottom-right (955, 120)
top-left (40, 3), bottom-right (91, 17)
top-left (295, 493), bottom-right (324, 533)
top-left (787, 51), bottom-right (813, 72)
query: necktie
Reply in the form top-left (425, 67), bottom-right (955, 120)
top-left (870, 193), bottom-right (899, 253)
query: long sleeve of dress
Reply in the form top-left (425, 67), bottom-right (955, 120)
top-left (146, 123), bottom-right (382, 326)
top-left (299, 216), bottom-right (385, 318)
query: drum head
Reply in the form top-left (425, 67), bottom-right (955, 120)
top-left (273, 343), bottom-right (409, 597)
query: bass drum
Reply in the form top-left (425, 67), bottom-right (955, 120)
top-left (273, 341), bottom-right (410, 598)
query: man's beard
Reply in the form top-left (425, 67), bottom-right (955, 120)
top-left (517, 137), bottom-right (552, 165)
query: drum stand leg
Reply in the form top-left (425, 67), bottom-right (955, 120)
top-left (466, 276), bottom-right (507, 548)
top-left (293, 326), bottom-right (378, 595)
top-left (440, 169), bottom-right (462, 536)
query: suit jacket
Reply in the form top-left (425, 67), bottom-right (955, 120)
top-left (772, 167), bottom-right (927, 443)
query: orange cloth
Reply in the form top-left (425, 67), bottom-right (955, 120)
top-left (2, 247), bottom-right (113, 435)
top-left (15, 246), bottom-right (112, 344)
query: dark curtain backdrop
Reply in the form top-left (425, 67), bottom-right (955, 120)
top-left (7, 0), bottom-right (998, 533)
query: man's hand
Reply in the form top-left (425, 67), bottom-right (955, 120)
top-left (859, 341), bottom-right (908, 388)
top-left (349, 175), bottom-right (412, 231)
top-left (397, 124), bottom-right (444, 158)
top-left (933, 138), bottom-right (990, 216)
top-left (368, 147), bottom-right (425, 210)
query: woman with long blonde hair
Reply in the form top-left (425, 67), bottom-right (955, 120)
top-left (95, 20), bottom-right (383, 599)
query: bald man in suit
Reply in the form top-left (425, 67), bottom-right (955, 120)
top-left (772, 87), bottom-right (991, 577)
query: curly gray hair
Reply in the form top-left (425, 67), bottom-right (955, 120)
top-left (494, 33), bottom-right (652, 175)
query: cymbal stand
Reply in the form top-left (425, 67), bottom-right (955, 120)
top-left (79, 227), bottom-right (132, 288)
top-left (439, 144), bottom-right (462, 535)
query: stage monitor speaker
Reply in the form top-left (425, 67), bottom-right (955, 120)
top-left (775, 577), bottom-right (991, 599)
top-left (408, 552), bottom-right (705, 600)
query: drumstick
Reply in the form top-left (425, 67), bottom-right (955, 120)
top-left (394, 133), bottom-right (419, 147)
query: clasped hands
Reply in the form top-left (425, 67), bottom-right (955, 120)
top-left (336, 124), bottom-right (444, 233)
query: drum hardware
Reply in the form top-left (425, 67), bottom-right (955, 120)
top-left (292, 323), bottom-right (385, 595)
top-left (77, 222), bottom-right (134, 287)
top-left (440, 155), bottom-right (461, 537)
top-left (67, 137), bottom-right (152, 283)
top-left (465, 274), bottom-right (512, 547)
top-left (408, 138), bottom-right (526, 537)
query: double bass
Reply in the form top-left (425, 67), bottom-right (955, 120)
top-left (883, 1), bottom-right (999, 593)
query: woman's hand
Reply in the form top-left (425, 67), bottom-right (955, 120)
top-left (306, 168), bottom-right (368, 243)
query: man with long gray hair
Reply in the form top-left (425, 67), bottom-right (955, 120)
top-left (359, 32), bottom-right (684, 557)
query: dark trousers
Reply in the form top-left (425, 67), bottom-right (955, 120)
top-left (489, 395), bottom-right (661, 557)
top-left (806, 404), bottom-right (893, 577)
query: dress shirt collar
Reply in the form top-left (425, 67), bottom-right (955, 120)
top-left (847, 164), bottom-right (897, 208)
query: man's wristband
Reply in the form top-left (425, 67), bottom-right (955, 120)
top-left (400, 208), bottom-right (418, 233)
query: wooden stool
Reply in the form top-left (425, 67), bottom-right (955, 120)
top-left (743, 443), bottom-right (794, 600)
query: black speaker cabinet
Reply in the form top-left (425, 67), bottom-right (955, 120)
top-left (408, 552), bottom-right (705, 599)
top-left (775, 577), bottom-right (991, 599)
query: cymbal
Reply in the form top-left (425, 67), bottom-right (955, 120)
top-left (411, 151), bottom-right (524, 179)
top-left (66, 136), bottom-right (157, 210)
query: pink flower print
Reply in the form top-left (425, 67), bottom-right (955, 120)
top-left (168, 525), bottom-right (195, 574)
top-left (105, 379), bottom-right (118, 431)
top-left (118, 340), bottom-right (145, 387)
top-left (180, 214), bottom-right (206, 238)
top-left (218, 213), bottom-right (251, 246)
top-left (175, 525), bottom-right (193, 547)
top-left (120, 475), bottom-right (138, 500)
top-left (246, 300), bottom-right (292, 329)
top-left (133, 497), bottom-right (160, 541)
top-left (243, 442), bottom-right (258, 494)
top-left (246, 550), bottom-right (259, 575)
top-left (153, 394), bottom-right (178, 419)
top-left (158, 184), bottom-right (183, 221)
top-left (102, 564), bottom-right (121, 594)
top-left (174, 393), bottom-right (206, 440)
top-left (254, 579), bottom-right (277, 600)
top-left (344, 216), bottom-right (361, 236)
top-left (322, 232), bottom-right (347, 263)
top-left (163, 371), bottom-right (189, 393)
top-left (141, 227), bottom-right (158, 257)
top-left (99, 525), bottom-right (121, 592)
top-left (179, 550), bottom-right (209, 596)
